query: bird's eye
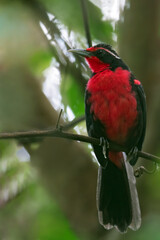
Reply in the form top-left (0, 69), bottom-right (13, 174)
top-left (97, 49), bottom-right (103, 55)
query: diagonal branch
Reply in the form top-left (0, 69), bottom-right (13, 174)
top-left (80, 0), bottom-right (92, 47)
top-left (62, 115), bottom-right (86, 131)
top-left (0, 117), bottom-right (159, 164)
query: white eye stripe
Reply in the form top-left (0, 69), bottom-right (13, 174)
top-left (105, 49), bottom-right (120, 59)
top-left (98, 47), bottom-right (120, 59)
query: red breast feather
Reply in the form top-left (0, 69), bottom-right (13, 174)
top-left (87, 67), bottom-right (138, 144)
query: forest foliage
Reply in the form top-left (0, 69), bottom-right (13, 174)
top-left (0, 0), bottom-right (160, 239)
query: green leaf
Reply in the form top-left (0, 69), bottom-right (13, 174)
top-left (29, 50), bottom-right (53, 75)
top-left (61, 73), bottom-right (85, 117)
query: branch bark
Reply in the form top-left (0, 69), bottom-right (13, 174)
top-left (0, 117), bottom-right (159, 164)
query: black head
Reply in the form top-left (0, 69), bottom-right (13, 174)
top-left (69, 43), bottom-right (129, 73)
top-left (92, 43), bottom-right (120, 60)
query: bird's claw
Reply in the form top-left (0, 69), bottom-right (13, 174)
top-left (128, 146), bottom-right (139, 165)
top-left (99, 137), bottom-right (109, 159)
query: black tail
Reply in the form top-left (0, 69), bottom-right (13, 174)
top-left (97, 154), bottom-right (141, 232)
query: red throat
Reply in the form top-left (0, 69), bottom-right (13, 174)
top-left (85, 56), bottom-right (109, 73)
top-left (85, 46), bottom-right (109, 73)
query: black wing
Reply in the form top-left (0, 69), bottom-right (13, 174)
top-left (129, 77), bottom-right (147, 165)
top-left (136, 83), bottom-right (146, 150)
top-left (85, 90), bottom-right (108, 167)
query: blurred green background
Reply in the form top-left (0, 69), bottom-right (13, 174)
top-left (0, 0), bottom-right (160, 239)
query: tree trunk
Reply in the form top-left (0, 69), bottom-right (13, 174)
top-left (119, 0), bottom-right (160, 229)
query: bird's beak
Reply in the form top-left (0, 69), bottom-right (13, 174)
top-left (68, 49), bottom-right (93, 58)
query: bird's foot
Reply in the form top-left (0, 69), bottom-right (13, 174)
top-left (128, 146), bottom-right (139, 165)
top-left (99, 137), bottom-right (109, 159)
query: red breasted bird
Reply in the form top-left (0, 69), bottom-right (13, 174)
top-left (69, 43), bottom-right (146, 232)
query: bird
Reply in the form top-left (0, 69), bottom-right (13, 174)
top-left (69, 43), bottom-right (146, 232)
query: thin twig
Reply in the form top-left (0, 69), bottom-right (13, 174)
top-left (138, 151), bottom-right (160, 164)
top-left (80, 0), bottom-right (92, 47)
top-left (56, 109), bottom-right (63, 129)
top-left (0, 122), bottom-right (159, 164)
